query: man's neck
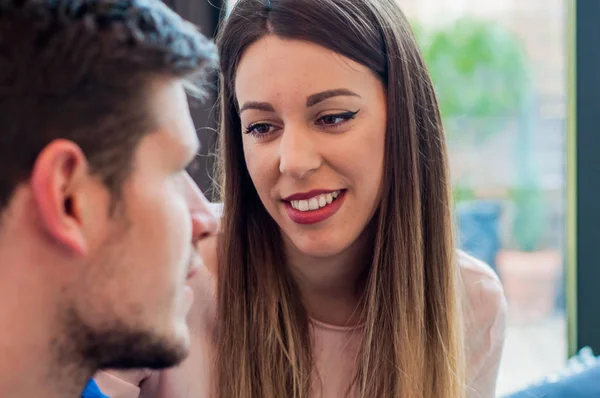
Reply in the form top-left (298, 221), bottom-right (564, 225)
top-left (0, 359), bottom-right (92, 398)
top-left (0, 201), bottom-right (96, 398)
top-left (0, 274), bottom-right (92, 398)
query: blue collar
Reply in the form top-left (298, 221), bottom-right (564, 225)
top-left (81, 379), bottom-right (109, 398)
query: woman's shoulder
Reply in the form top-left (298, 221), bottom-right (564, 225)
top-left (457, 250), bottom-right (507, 332)
top-left (456, 253), bottom-right (507, 394)
top-left (457, 250), bottom-right (504, 302)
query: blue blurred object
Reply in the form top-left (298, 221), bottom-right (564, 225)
top-left (81, 379), bottom-right (109, 398)
top-left (505, 347), bottom-right (600, 398)
top-left (456, 200), bottom-right (502, 274)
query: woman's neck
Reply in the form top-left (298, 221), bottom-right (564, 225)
top-left (285, 228), bottom-right (373, 327)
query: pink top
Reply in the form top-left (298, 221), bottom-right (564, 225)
top-left (94, 251), bottom-right (507, 398)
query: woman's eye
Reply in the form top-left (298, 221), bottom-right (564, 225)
top-left (244, 123), bottom-right (276, 138)
top-left (316, 110), bottom-right (360, 127)
top-left (320, 115), bottom-right (345, 125)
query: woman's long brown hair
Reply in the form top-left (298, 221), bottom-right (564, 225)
top-left (215, 0), bottom-right (465, 396)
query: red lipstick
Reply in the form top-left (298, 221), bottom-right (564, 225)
top-left (283, 190), bottom-right (346, 225)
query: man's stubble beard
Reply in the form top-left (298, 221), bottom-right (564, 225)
top-left (55, 305), bottom-right (187, 370)
top-left (52, 204), bottom-right (190, 374)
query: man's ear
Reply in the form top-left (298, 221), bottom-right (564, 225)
top-left (30, 139), bottom-right (95, 256)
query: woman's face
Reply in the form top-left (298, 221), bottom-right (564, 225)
top-left (235, 36), bottom-right (386, 259)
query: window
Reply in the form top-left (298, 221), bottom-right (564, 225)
top-left (402, 0), bottom-right (567, 394)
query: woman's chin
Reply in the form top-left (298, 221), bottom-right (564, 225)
top-left (289, 237), bottom-right (352, 259)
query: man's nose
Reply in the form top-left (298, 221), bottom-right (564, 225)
top-left (185, 174), bottom-right (219, 243)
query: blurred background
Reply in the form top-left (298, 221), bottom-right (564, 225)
top-left (165, 0), bottom-right (600, 396)
top-left (400, 1), bottom-right (567, 395)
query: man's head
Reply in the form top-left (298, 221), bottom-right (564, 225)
top-left (0, 0), bottom-right (218, 371)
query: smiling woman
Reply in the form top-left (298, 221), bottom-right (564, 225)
top-left (215, 1), bottom-right (506, 398)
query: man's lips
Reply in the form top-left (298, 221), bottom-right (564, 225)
top-left (186, 256), bottom-right (202, 280)
top-left (186, 266), bottom-right (199, 280)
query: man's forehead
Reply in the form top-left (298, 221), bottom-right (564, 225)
top-left (148, 78), bottom-right (199, 153)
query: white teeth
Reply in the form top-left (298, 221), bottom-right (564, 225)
top-left (298, 200), bottom-right (309, 211)
top-left (290, 190), bottom-right (341, 212)
top-left (318, 195), bottom-right (327, 207)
